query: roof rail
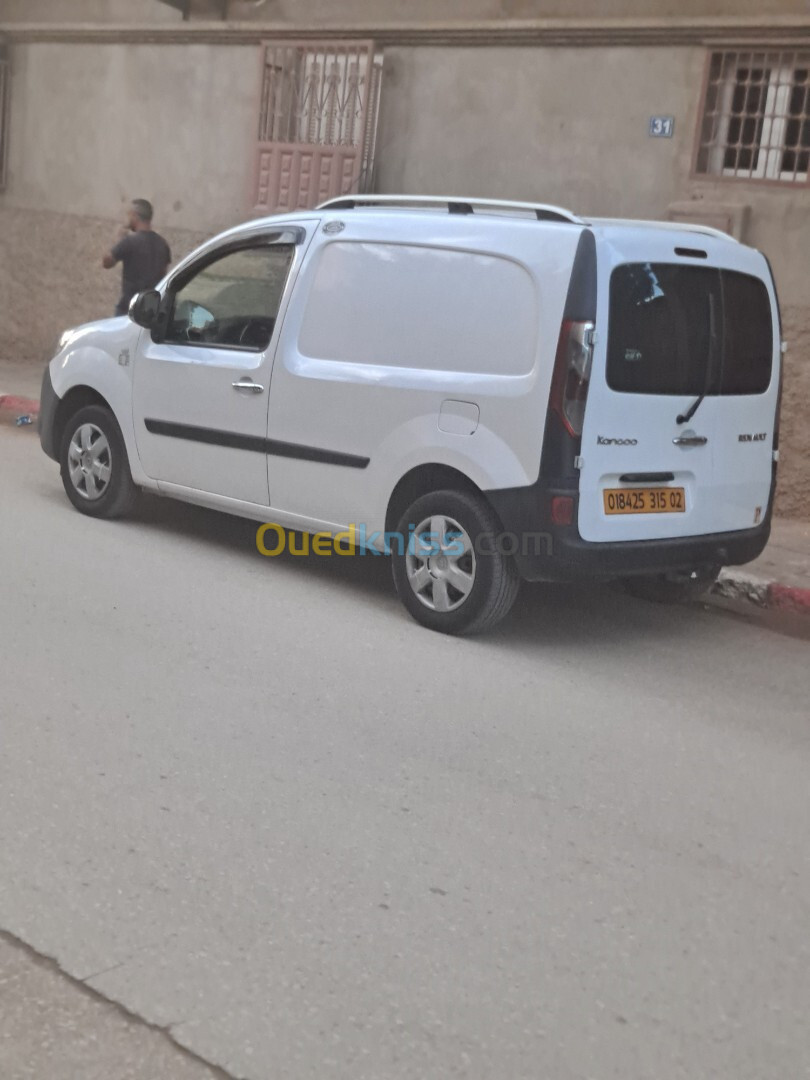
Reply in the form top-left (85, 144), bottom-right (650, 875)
top-left (317, 194), bottom-right (583, 225)
top-left (586, 216), bottom-right (737, 242)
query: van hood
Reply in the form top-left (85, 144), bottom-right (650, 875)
top-left (55, 315), bottom-right (133, 358)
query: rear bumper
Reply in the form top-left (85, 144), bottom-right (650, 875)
top-left (39, 365), bottom-right (60, 461)
top-left (486, 480), bottom-right (772, 582)
top-left (516, 522), bottom-right (770, 582)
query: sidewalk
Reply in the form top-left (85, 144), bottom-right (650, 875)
top-left (2, 356), bottom-right (809, 615)
top-left (0, 933), bottom-right (225, 1080)
top-left (0, 360), bottom-right (44, 426)
top-left (715, 519), bottom-right (810, 614)
top-left (0, 359), bottom-right (44, 407)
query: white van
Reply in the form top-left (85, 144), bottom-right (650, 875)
top-left (39, 196), bottom-right (782, 634)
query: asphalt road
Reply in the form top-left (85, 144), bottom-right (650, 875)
top-left (1, 426), bottom-right (809, 1080)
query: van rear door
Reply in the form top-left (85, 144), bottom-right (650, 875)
top-left (708, 269), bottom-right (780, 533)
top-left (577, 231), bottom-right (779, 544)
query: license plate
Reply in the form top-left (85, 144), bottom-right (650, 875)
top-left (603, 486), bottom-right (686, 515)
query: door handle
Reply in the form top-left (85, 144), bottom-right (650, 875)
top-left (672, 435), bottom-right (708, 447)
top-left (232, 380), bottom-right (264, 394)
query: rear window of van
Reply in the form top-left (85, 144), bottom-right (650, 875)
top-left (607, 263), bottom-right (773, 396)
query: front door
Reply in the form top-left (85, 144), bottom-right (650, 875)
top-left (132, 231), bottom-right (302, 505)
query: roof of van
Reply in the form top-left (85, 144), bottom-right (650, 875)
top-left (316, 195), bottom-right (738, 244)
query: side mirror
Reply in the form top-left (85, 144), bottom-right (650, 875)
top-left (128, 290), bottom-right (161, 329)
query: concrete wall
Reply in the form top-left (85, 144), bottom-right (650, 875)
top-left (3, 36), bottom-right (809, 306)
top-left (376, 45), bottom-right (700, 216)
top-left (0, 0), bottom-right (180, 23)
top-left (7, 38), bottom-right (810, 308)
top-left (4, 42), bottom-right (257, 234)
top-left (374, 45), bottom-right (810, 309)
top-left (7, 37), bottom-right (808, 306)
top-left (221, 0), bottom-right (810, 22)
top-left (0, 205), bottom-right (207, 359)
top-left (2, 0), bottom-right (807, 26)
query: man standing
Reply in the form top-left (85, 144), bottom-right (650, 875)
top-left (103, 199), bottom-right (172, 316)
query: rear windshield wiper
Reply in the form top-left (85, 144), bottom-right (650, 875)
top-left (676, 291), bottom-right (719, 426)
top-left (676, 389), bottom-right (706, 427)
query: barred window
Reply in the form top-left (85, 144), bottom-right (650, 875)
top-left (696, 51), bottom-right (810, 183)
top-left (0, 44), bottom-right (9, 190)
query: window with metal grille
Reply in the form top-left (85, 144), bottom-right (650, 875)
top-left (696, 51), bottom-right (810, 183)
top-left (0, 44), bottom-right (9, 191)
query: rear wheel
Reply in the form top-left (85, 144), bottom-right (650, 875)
top-left (59, 404), bottom-right (139, 519)
top-left (391, 488), bottom-right (520, 635)
top-left (621, 565), bottom-right (721, 605)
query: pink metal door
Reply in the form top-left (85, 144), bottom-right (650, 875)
top-left (254, 41), bottom-right (382, 214)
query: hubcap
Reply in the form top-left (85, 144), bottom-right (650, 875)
top-left (406, 514), bottom-right (476, 612)
top-left (67, 423), bottom-right (112, 501)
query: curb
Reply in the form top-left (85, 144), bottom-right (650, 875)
top-left (712, 569), bottom-right (810, 616)
top-left (0, 395), bottom-right (40, 428)
top-left (768, 583), bottom-right (810, 615)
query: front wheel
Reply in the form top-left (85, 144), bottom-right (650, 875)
top-left (620, 565), bottom-right (721, 605)
top-left (59, 404), bottom-right (139, 519)
top-left (391, 488), bottom-right (520, 635)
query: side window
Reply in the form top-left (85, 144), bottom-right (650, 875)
top-left (166, 244), bottom-right (295, 352)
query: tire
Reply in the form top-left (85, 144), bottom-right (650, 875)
top-left (59, 404), bottom-right (139, 519)
top-left (391, 488), bottom-right (520, 635)
top-left (620, 565), bottom-right (721, 605)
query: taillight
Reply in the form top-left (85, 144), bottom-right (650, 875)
top-left (551, 319), bottom-right (596, 437)
top-left (550, 495), bottom-right (574, 526)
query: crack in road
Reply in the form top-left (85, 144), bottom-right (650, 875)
top-left (0, 928), bottom-right (245, 1080)
top-left (76, 937), bottom-right (173, 984)
top-left (78, 958), bottom-right (128, 983)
